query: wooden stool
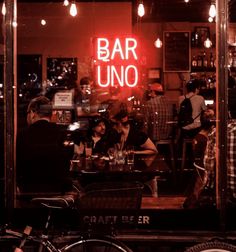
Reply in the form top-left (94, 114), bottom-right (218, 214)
top-left (156, 139), bottom-right (176, 173)
top-left (181, 138), bottom-right (193, 172)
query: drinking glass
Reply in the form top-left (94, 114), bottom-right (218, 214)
top-left (126, 146), bottom-right (134, 165)
top-left (85, 141), bottom-right (93, 158)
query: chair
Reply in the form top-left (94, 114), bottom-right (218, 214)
top-left (77, 181), bottom-right (143, 210)
top-left (77, 181), bottom-right (144, 230)
top-left (155, 138), bottom-right (176, 173)
top-left (181, 138), bottom-right (193, 172)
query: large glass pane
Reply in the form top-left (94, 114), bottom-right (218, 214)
top-left (4, 0), bottom-right (233, 235)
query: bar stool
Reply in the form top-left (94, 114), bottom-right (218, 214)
top-left (181, 138), bottom-right (193, 172)
top-left (156, 138), bottom-right (176, 173)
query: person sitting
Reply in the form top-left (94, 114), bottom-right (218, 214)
top-left (178, 79), bottom-right (206, 139)
top-left (16, 96), bottom-right (74, 194)
top-left (74, 116), bottom-right (119, 157)
top-left (110, 102), bottom-right (158, 154)
top-left (74, 76), bottom-right (100, 118)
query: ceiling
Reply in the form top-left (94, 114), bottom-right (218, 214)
top-left (13, 0), bottom-right (236, 23)
top-left (132, 0), bottom-right (236, 23)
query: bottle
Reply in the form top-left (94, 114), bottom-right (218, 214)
top-left (194, 31), bottom-right (199, 47)
top-left (197, 55), bottom-right (203, 68)
top-left (210, 53), bottom-right (214, 68)
top-left (191, 56), bottom-right (197, 67)
top-left (191, 32), bottom-right (196, 47)
top-left (202, 51), bottom-right (208, 68)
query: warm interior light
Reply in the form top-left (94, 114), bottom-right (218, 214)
top-left (1, 2), bottom-right (6, 16)
top-left (41, 19), bottom-right (46, 26)
top-left (63, 0), bottom-right (69, 6)
top-left (137, 3), bottom-right (145, 17)
top-left (209, 4), bottom-right (216, 18)
top-left (70, 2), bottom-right (77, 17)
top-left (154, 38), bottom-right (163, 48)
top-left (204, 38), bottom-right (212, 48)
top-left (184, 0), bottom-right (189, 3)
top-left (208, 16), bottom-right (214, 22)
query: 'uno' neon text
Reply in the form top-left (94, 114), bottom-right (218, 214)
top-left (95, 37), bottom-right (139, 88)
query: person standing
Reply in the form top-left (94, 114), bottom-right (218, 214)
top-left (17, 96), bottom-right (73, 193)
top-left (178, 79), bottom-right (206, 138)
top-left (143, 83), bottom-right (173, 144)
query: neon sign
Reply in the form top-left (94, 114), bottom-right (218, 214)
top-left (95, 37), bottom-right (139, 88)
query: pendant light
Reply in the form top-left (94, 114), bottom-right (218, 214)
top-left (1, 2), bottom-right (6, 16)
top-left (209, 3), bottom-right (216, 18)
top-left (137, 2), bottom-right (145, 17)
top-left (154, 38), bottom-right (162, 48)
top-left (70, 2), bottom-right (77, 17)
top-left (63, 0), bottom-right (69, 7)
top-left (204, 38), bottom-right (212, 48)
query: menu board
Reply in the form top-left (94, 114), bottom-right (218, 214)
top-left (164, 31), bottom-right (190, 72)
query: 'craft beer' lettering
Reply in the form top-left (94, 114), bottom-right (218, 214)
top-left (95, 37), bottom-right (139, 88)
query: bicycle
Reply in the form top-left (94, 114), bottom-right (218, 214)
top-left (1, 181), bottom-right (143, 252)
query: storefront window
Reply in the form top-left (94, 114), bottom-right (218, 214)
top-left (2, 0), bottom-right (235, 233)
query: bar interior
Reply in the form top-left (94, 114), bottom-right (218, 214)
top-left (1, 0), bottom-right (236, 250)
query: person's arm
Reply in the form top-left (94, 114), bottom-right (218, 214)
top-left (134, 138), bottom-right (158, 155)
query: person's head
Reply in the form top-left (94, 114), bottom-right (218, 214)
top-left (89, 117), bottom-right (106, 137)
top-left (200, 109), bottom-right (215, 131)
top-left (149, 83), bottom-right (164, 98)
top-left (186, 79), bottom-right (200, 94)
top-left (80, 76), bottom-right (93, 95)
top-left (27, 96), bottom-right (52, 125)
top-left (110, 102), bottom-right (130, 133)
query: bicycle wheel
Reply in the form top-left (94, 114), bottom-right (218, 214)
top-left (63, 236), bottom-right (133, 252)
top-left (185, 241), bottom-right (236, 252)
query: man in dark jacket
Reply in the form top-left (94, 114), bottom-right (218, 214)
top-left (17, 96), bottom-right (73, 193)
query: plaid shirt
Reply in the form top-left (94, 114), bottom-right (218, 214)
top-left (203, 127), bottom-right (216, 188)
top-left (204, 120), bottom-right (236, 198)
top-left (142, 96), bottom-right (173, 142)
top-left (227, 120), bottom-right (236, 198)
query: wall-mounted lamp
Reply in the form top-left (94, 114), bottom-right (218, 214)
top-left (154, 38), bottom-right (162, 48)
top-left (70, 2), bottom-right (77, 17)
top-left (204, 38), bottom-right (212, 48)
top-left (137, 2), bottom-right (145, 17)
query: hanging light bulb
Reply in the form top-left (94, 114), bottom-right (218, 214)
top-left (2, 2), bottom-right (6, 16)
top-left (138, 2), bottom-right (145, 17)
top-left (63, 0), bottom-right (69, 6)
top-left (184, 0), bottom-right (189, 3)
top-left (209, 3), bottom-right (216, 18)
top-left (154, 38), bottom-right (163, 48)
top-left (204, 38), bottom-right (212, 48)
top-left (41, 19), bottom-right (46, 26)
top-left (70, 2), bottom-right (77, 17)
top-left (208, 16), bottom-right (214, 22)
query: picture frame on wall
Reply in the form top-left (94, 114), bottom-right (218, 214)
top-left (147, 68), bottom-right (162, 83)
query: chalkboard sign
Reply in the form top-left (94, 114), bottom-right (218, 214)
top-left (164, 31), bottom-right (190, 72)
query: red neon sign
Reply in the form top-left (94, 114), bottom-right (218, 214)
top-left (95, 37), bottom-right (139, 88)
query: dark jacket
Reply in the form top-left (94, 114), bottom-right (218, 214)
top-left (17, 120), bottom-right (73, 193)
